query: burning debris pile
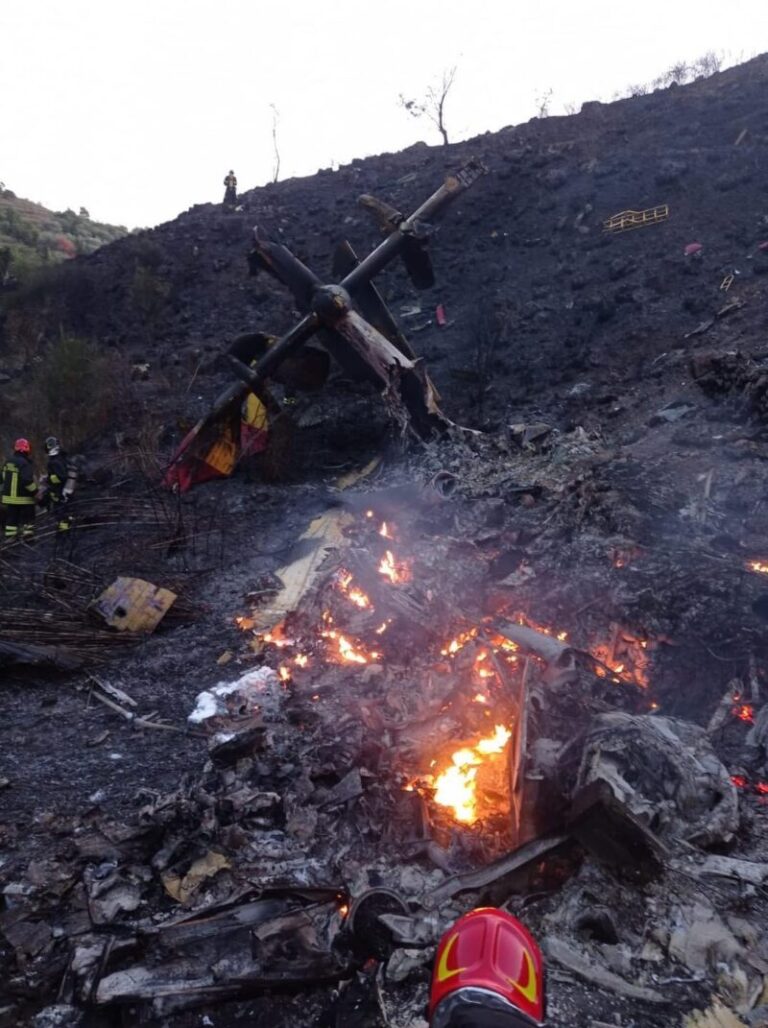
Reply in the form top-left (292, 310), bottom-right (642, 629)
top-left (4, 464), bottom-right (768, 1027)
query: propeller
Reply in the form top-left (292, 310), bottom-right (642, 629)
top-left (165, 159), bottom-right (486, 484)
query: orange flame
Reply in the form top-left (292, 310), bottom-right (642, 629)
top-left (322, 628), bottom-right (379, 665)
top-left (262, 624), bottom-right (293, 648)
top-left (591, 635), bottom-right (650, 688)
top-left (747, 560), bottom-right (768, 574)
top-left (379, 549), bottom-right (411, 585)
top-left (336, 569), bottom-right (373, 609)
top-left (379, 521), bottom-right (391, 539)
top-left (441, 628), bottom-right (478, 656)
top-left (733, 703), bottom-right (755, 723)
top-left (431, 725), bottom-right (511, 823)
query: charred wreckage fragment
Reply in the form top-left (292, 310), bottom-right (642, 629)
top-left (165, 160), bottom-right (487, 491)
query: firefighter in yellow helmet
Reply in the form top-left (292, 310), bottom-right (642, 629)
top-left (2, 438), bottom-right (37, 542)
top-left (223, 170), bottom-right (237, 208)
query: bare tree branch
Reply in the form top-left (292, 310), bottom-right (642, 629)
top-left (399, 65), bottom-right (457, 145)
top-left (269, 103), bottom-right (281, 184)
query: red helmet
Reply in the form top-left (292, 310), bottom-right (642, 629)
top-left (14, 438), bottom-right (31, 454)
top-left (429, 908), bottom-right (545, 1026)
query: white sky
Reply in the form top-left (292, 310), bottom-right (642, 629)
top-left (1, 0), bottom-right (766, 229)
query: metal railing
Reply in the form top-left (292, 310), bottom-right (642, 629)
top-left (603, 204), bottom-right (669, 233)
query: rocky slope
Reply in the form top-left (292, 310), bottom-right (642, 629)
top-left (3, 54), bottom-right (768, 428)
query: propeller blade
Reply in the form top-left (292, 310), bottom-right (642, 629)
top-left (248, 226), bottom-right (321, 310)
top-left (332, 240), bottom-right (417, 359)
top-left (356, 193), bottom-right (435, 289)
top-left (400, 234), bottom-right (435, 289)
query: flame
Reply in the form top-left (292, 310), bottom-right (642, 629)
top-left (379, 521), bottom-right (391, 539)
top-left (474, 692), bottom-right (488, 703)
top-left (733, 703), bottom-right (755, 723)
top-left (747, 560), bottom-right (768, 574)
top-left (294, 654), bottom-right (309, 668)
top-left (278, 665), bottom-right (291, 683)
top-left (322, 628), bottom-right (379, 665)
top-left (612, 545), bottom-right (642, 569)
top-left (235, 615), bottom-right (255, 631)
top-left (378, 549), bottom-right (411, 585)
top-left (441, 628), bottom-right (478, 656)
top-left (336, 569), bottom-right (373, 609)
top-left (731, 774), bottom-right (768, 795)
top-left (590, 634), bottom-right (650, 688)
top-left (262, 624), bottom-right (293, 648)
top-left (375, 620), bottom-right (391, 634)
top-left (431, 725), bottom-right (512, 824)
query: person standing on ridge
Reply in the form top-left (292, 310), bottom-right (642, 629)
top-left (41, 436), bottom-right (76, 532)
top-left (2, 438), bottom-right (38, 542)
top-left (223, 170), bottom-right (237, 208)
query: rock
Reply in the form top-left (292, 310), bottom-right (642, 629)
top-left (542, 168), bottom-right (569, 189)
top-left (608, 257), bottom-right (636, 281)
top-left (649, 400), bottom-right (697, 425)
top-left (655, 159), bottom-right (688, 185)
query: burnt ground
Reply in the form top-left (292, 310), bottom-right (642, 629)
top-left (2, 54), bottom-right (768, 1028)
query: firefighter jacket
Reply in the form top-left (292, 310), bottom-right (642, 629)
top-left (47, 452), bottom-right (69, 500)
top-left (224, 174), bottom-right (237, 189)
top-left (2, 453), bottom-right (37, 505)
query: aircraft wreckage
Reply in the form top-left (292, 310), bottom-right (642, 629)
top-left (165, 159), bottom-right (486, 491)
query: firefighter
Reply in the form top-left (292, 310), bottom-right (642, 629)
top-left (223, 170), bottom-right (237, 208)
top-left (41, 436), bottom-right (76, 532)
top-left (2, 438), bottom-right (38, 542)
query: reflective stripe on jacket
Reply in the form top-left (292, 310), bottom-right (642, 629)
top-left (47, 452), bottom-right (69, 498)
top-left (2, 453), bottom-right (37, 505)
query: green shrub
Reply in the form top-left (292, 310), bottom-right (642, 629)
top-left (2, 334), bottom-right (126, 454)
